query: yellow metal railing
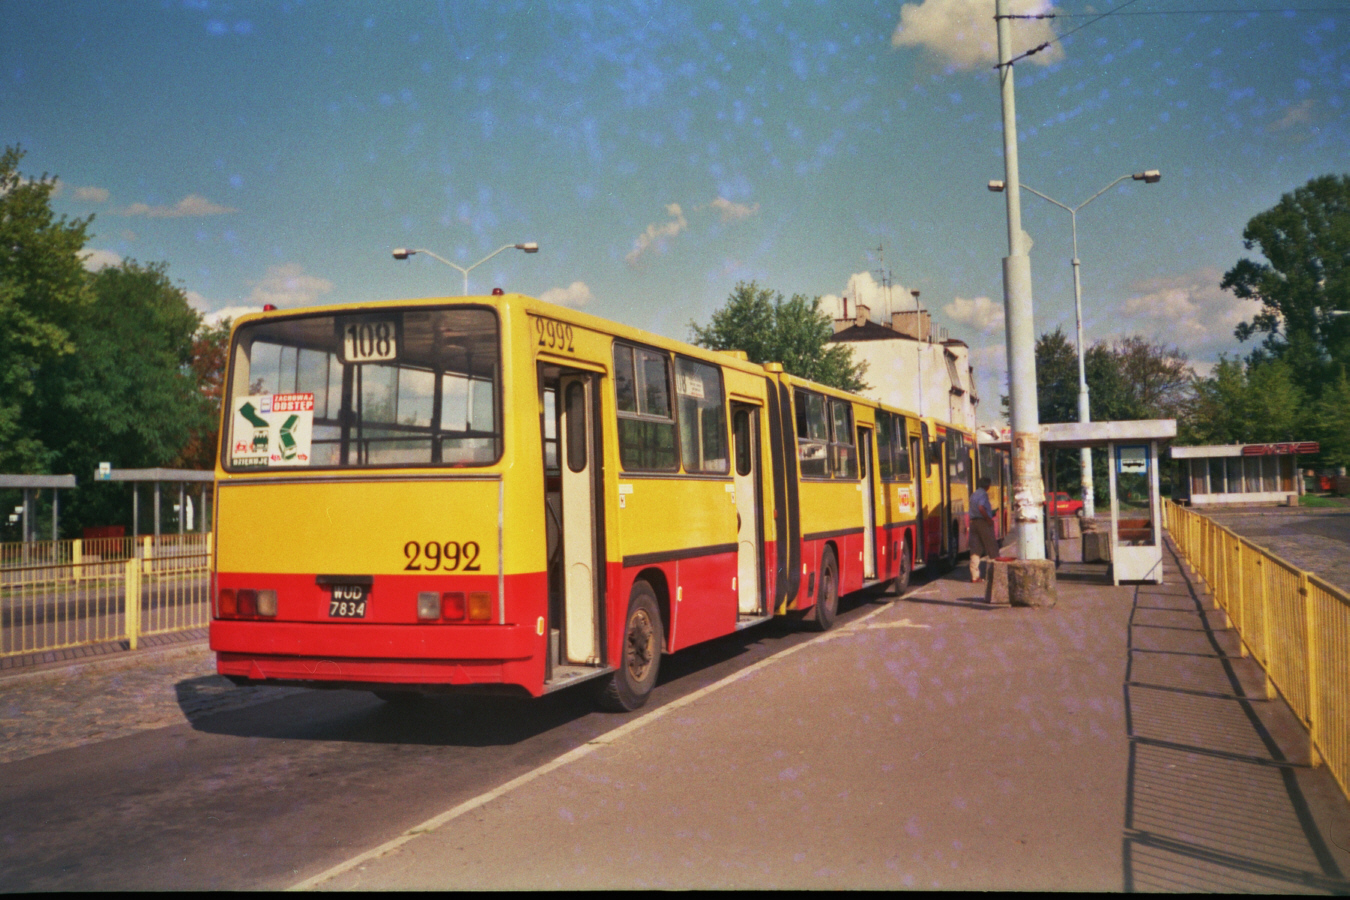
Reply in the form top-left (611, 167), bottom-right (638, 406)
top-left (1, 536), bottom-right (212, 658)
top-left (1164, 500), bottom-right (1349, 802)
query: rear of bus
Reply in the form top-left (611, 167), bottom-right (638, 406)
top-left (209, 299), bottom-right (545, 696)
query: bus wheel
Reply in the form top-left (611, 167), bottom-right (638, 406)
top-left (598, 583), bottom-right (663, 712)
top-left (806, 547), bottom-right (838, 632)
top-left (887, 537), bottom-right (912, 598)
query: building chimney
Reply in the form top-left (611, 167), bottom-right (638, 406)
top-left (855, 304), bottom-right (870, 327)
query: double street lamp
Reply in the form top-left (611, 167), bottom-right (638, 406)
top-left (392, 242), bottom-right (539, 296)
top-left (988, 170), bottom-right (1161, 518)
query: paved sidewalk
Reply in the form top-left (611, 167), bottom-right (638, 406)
top-left (0, 635), bottom-right (305, 766)
top-left (308, 543), bottom-right (1350, 892)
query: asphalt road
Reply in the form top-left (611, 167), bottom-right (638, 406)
top-left (0, 585), bottom-right (882, 891)
top-left (1203, 506), bottom-right (1350, 594)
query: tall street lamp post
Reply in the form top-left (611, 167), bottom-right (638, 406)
top-left (393, 242), bottom-right (539, 295)
top-left (988, 170), bottom-right (1161, 518)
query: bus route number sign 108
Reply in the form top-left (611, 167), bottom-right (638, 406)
top-left (329, 584), bottom-right (368, 618)
top-left (341, 319), bottom-right (398, 363)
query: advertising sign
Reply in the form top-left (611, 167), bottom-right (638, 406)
top-left (1117, 445), bottom-right (1148, 475)
top-left (231, 393), bottom-right (315, 467)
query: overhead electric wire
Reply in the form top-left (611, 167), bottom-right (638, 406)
top-left (997, 1), bottom-right (1344, 68)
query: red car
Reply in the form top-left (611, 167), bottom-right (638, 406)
top-left (1047, 491), bottom-right (1085, 517)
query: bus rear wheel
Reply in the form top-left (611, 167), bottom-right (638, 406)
top-left (598, 582), bottom-right (663, 712)
top-left (806, 547), bottom-right (838, 632)
top-left (884, 536), bottom-right (912, 599)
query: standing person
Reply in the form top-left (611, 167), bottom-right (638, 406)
top-left (969, 476), bottom-right (999, 583)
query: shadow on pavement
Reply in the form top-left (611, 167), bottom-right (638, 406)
top-left (1120, 542), bottom-right (1349, 892)
top-left (172, 587), bottom-right (883, 750)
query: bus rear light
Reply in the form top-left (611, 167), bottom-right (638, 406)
top-left (468, 591), bottom-right (492, 622)
top-left (256, 589), bottom-right (278, 617)
top-left (219, 588), bottom-right (237, 616)
top-left (441, 592), bottom-right (466, 621)
top-left (417, 592), bottom-right (440, 621)
top-left (238, 589), bottom-right (258, 617)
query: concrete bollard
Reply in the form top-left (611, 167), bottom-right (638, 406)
top-left (1056, 515), bottom-right (1082, 540)
top-left (1007, 558), bottom-right (1057, 608)
top-left (984, 559), bottom-right (1012, 605)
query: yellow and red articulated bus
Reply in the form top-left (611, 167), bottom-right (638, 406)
top-left (209, 294), bottom-right (973, 711)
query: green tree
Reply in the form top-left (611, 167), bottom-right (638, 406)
top-left (1183, 356), bottom-right (1308, 446)
top-left (0, 145), bottom-right (93, 473)
top-left (177, 317), bottom-right (232, 470)
top-left (32, 261), bottom-right (213, 532)
top-left (689, 281), bottom-right (867, 392)
top-left (1314, 369), bottom-right (1350, 469)
top-left (1224, 173), bottom-right (1350, 393)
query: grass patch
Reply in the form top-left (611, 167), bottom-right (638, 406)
top-left (1299, 494), bottom-right (1350, 508)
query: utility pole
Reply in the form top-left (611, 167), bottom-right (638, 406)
top-left (995, 0), bottom-right (1045, 561)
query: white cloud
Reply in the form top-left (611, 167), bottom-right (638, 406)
top-left (539, 281), bottom-right (594, 308)
top-left (1115, 268), bottom-right (1260, 361)
top-left (943, 295), bottom-right (1005, 334)
top-left (821, 271), bottom-right (918, 321)
top-left (1268, 98), bottom-right (1315, 133)
top-left (625, 203), bottom-right (688, 264)
top-left (123, 194), bottom-right (238, 218)
top-left (79, 248), bottom-right (122, 271)
top-left (203, 305), bottom-right (262, 326)
top-left (246, 264), bottom-right (333, 309)
top-left (709, 197), bottom-right (760, 222)
top-left (892, 0), bottom-right (1063, 72)
top-left (73, 186), bottom-right (110, 202)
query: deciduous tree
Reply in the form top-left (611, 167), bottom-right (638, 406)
top-left (0, 145), bottom-right (92, 473)
top-left (1224, 173), bottom-right (1350, 394)
top-left (689, 281), bottom-right (867, 392)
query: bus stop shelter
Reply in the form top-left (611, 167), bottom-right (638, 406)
top-left (985, 420), bottom-right (1177, 585)
top-left (0, 474), bottom-right (77, 542)
top-left (93, 466), bottom-right (214, 536)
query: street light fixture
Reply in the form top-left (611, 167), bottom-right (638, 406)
top-left (392, 242), bottom-right (539, 296)
top-left (988, 171), bottom-right (1161, 518)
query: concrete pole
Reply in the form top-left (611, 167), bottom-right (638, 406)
top-left (132, 484), bottom-right (139, 538)
top-left (996, 0), bottom-right (1045, 560)
top-left (154, 481), bottom-right (161, 538)
top-left (51, 489), bottom-right (59, 541)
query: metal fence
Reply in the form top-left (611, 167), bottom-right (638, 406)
top-left (1164, 501), bottom-right (1349, 803)
top-left (1, 534), bottom-right (212, 658)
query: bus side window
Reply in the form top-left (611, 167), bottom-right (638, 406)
top-left (613, 343), bottom-right (678, 471)
top-left (795, 389), bottom-right (829, 478)
top-left (830, 399), bottom-right (857, 479)
top-left (674, 357), bottom-right (729, 474)
top-left (894, 415), bottom-right (911, 480)
top-left (876, 412), bottom-right (893, 481)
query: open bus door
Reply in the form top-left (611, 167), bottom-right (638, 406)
top-left (541, 368), bottom-right (605, 684)
top-left (731, 403), bottom-right (767, 620)
top-left (858, 425), bottom-right (877, 581)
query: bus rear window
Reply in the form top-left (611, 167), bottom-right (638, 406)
top-left (224, 307), bottom-right (500, 470)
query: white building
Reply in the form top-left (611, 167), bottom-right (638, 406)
top-left (1171, 442), bottom-right (1317, 506)
top-left (827, 303), bottom-right (978, 429)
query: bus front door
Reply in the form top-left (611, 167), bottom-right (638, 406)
top-left (558, 373), bottom-right (602, 668)
top-left (731, 403), bottom-right (765, 618)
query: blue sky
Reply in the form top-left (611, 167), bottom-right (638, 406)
top-left (5, 0), bottom-right (1347, 425)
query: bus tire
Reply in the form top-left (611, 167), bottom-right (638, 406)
top-left (598, 583), bottom-right (663, 712)
top-left (806, 547), bottom-right (838, 632)
top-left (887, 536), bottom-right (912, 598)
